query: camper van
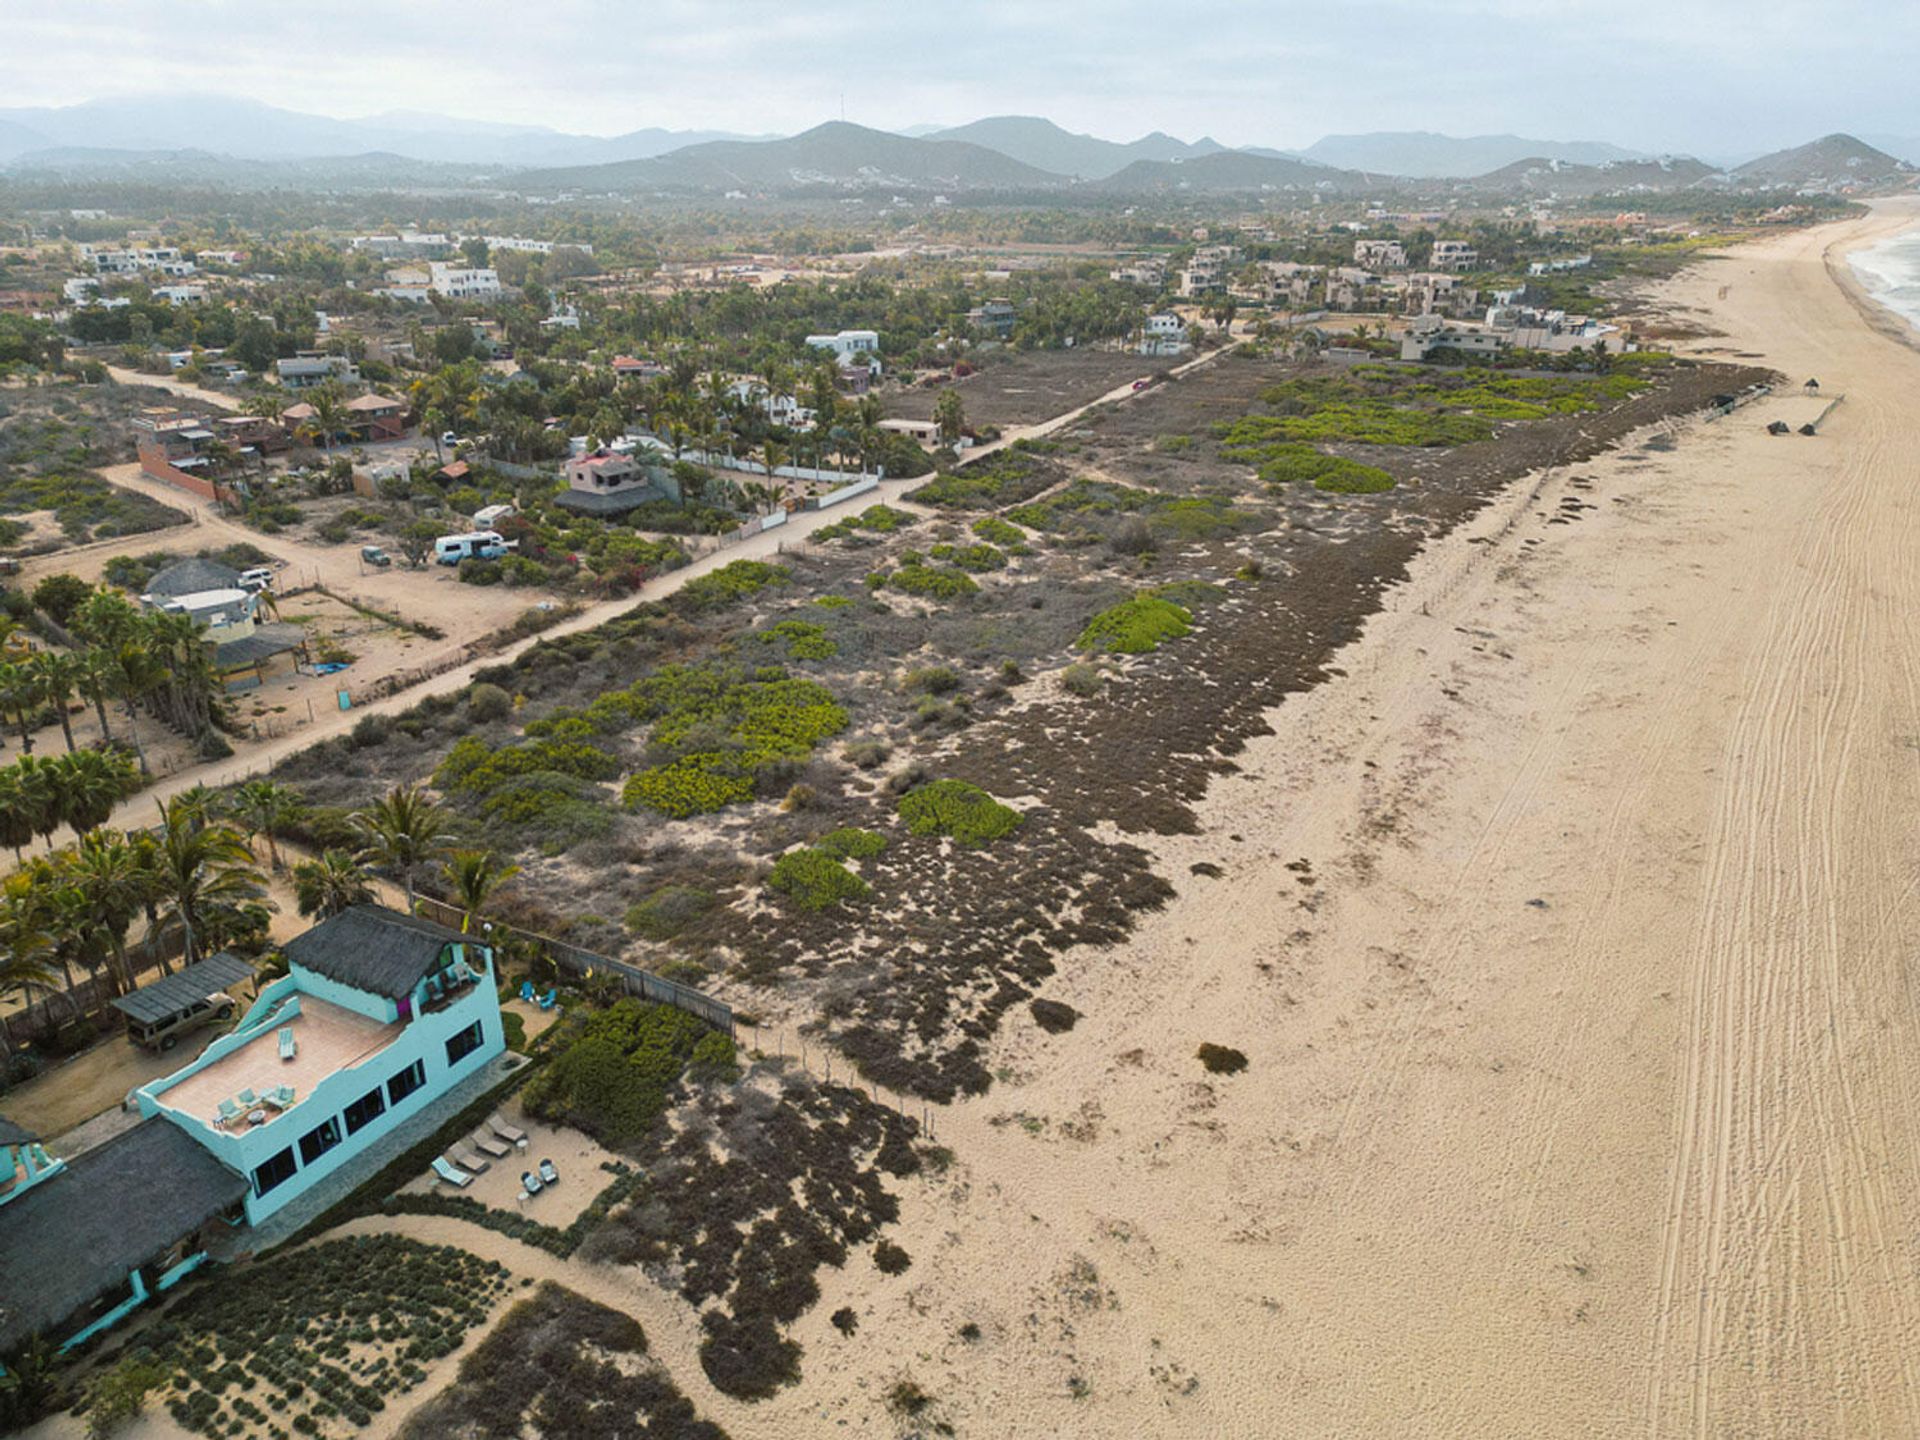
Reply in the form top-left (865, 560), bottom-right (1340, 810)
top-left (472, 503), bottom-right (517, 529)
top-left (433, 530), bottom-right (514, 565)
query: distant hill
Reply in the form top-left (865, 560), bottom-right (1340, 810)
top-left (508, 121), bottom-right (1066, 194)
top-left (1097, 150), bottom-right (1374, 195)
top-left (1731, 133), bottom-right (1912, 189)
top-left (1862, 133), bottom-right (1920, 166)
top-left (0, 95), bottom-right (764, 168)
top-left (1468, 154), bottom-right (1721, 196)
top-left (1301, 130), bottom-right (1644, 178)
top-left (0, 146), bottom-right (492, 189)
top-left (925, 116), bottom-right (1220, 179)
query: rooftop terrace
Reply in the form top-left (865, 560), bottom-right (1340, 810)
top-left (155, 996), bottom-right (399, 1134)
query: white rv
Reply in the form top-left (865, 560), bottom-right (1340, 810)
top-left (433, 530), bottom-right (513, 565)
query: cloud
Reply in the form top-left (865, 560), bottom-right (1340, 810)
top-left (3, 0), bottom-right (1915, 154)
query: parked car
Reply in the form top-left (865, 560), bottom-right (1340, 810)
top-left (472, 503), bottom-right (517, 529)
top-left (440, 430), bottom-right (458, 448)
top-left (360, 544), bottom-right (392, 568)
top-left (127, 991), bottom-right (235, 1052)
top-left (237, 566), bottom-right (275, 592)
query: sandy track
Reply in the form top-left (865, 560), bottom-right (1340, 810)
top-left (717, 203), bottom-right (1920, 1438)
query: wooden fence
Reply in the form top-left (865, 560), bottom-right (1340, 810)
top-left (3, 924), bottom-right (190, 1050)
top-left (409, 895), bottom-right (734, 1037)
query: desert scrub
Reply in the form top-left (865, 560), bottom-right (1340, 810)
top-left (927, 541), bottom-right (1007, 572)
top-left (626, 884), bottom-right (715, 940)
top-left (1076, 593), bottom-right (1193, 655)
top-left (395, 1282), bottom-right (729, 1440)
top-left (883, 561), bottom-right (980, 600)
top-left (768, 847), bottom-right (871, 910)
top-left (970, 515), bottom-right (1027, 546)
top-left (616, 663), bottom-right (848, 819)
top-left (897, 779), bottom-right (1023, 848)
top-left (1197, 1043), bottom-right (1248, 1074)
top-left (523, 997), bottom-right (729, 1144)
top-left (1153, 432), bottom-right (1194, 452)
top-left (1030, 999), bottom-right (1079, 1033)
top-left (903, 664), bottom-right (961, 694)
top-left (1061, 662), bottom-right (1104, 697)
top-left (873, 1239), bottom-right (913, 1275)
top-left (756, 618), bottom-right (837, 660)
top-left (812, 594), bottom-right (854, 609)
top-left (816, 827), bottom-right (888, 860)
top-left (677, 559), bottom-right (791, 611)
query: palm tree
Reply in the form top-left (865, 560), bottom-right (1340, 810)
top-left (49, 748), bottom-right (139, 835)
top-left (75, 647), bottom-right (117, 745)
top-left (232, 780), bottom-right (303, 871)
top-left (292, 848), bottom-right (373, 919)
top-left (0, 883), bottom-right (58, 1057)
top-left (352, 783), bottom-right (452, 912)
top-left (152, 797), bottom-right (270, 965)
top-left (13, 756), bottom-right (61, 850)
top-left (441, 849), bottom-right (519, 932)
top-left (62, 830), bottom-right (146, 993)
top-left (0, 764), bottom-right (38, 861)
top-left (299, 382), bottom-right (348, 462)
top-left (0, 659), bottom-right (42, 755)
top-left (30, 652), bottom-right (82, 753)
top-left (110, 638), bottom-right (166, 775)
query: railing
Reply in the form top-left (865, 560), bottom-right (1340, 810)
top-left (410, 895), bottom-right (732, 1037)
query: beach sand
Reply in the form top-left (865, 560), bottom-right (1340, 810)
top-left (734, 199), bottom-right (1920, 1437)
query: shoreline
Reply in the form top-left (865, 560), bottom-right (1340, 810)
top-left (1824, 198), bottom-right (1920, 354)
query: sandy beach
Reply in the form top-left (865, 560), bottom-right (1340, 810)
top-left (718, 200), bottom-right (1920, 1437)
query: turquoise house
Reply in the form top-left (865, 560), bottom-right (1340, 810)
top-left (135, 905), bottom-right (506, 1225)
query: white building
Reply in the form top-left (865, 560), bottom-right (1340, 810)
top-left (1430, 240), bottom-right (1479, 272)
top-left (1177, 244), bottom-right (1241, 299)
top-left (374, 284), bottom-right (432, 304)
top-left (427, 263), bottom-right (501, 300)
top-left (477, 236), bottom-right (593, 256)
top-left (62, 277), bottom-right (101, 305)
top-left (1140, 312), bottom-right (1189, 356)
top-left (804, 329), bottom-right (880, 364)
top-left (1353, 239), bottom-right (1408, 269)
top-left (153, 285), bottom-right (207, 306)
top-left (1109, 259), bottom-right (1167, 287)
top-left (1527, 254), bottom-right (1593, 276)
top-left (1400, 314), bottom-right (1505, 361)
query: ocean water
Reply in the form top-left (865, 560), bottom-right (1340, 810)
top-left (1849, 230), bottom-right (1920, 330)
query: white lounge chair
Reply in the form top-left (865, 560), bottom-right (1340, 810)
top-left (432, 1156), bottom-right (472, 1187)
top-left (216, 1098), bottom-right (241, 1126)
top-left (237, 1087), bottom-right (257, 1107)
top-left (278, 1026), bottom-right (297, 1060)
top-left (490, 1116), bottom-right (528, 1148)
top-left (268, 1084), bottom-right (295, 1108)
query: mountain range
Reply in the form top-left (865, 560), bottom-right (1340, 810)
top-left (0, 98), bottom-right (1909, 202)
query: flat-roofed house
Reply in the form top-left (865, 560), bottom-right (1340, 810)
top-left (134, 906), bottom-right (507, 1228)
top-left (555, 448), bottom-right (672, 516)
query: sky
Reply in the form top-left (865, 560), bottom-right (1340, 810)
top-left (4, 0), bottom-right (1917, 157)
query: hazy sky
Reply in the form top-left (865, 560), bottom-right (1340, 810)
top-left (5, 0), bottom-right (1915, 155)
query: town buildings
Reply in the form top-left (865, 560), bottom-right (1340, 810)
top-left (427, 263), bottom-right (502, 300)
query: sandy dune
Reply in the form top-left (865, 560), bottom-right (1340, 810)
top-left (743, 203), bottom-right (1920, 1437)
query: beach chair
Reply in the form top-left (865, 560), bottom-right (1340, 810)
top-left (537, 988), bottom-right (557, 1011)
top-left (520, 1169), bottom-right (542, 1195)
top-left (519, 980), bottom-right (537, 1003)
top-left (237, 1087), bottom-right (257, 1107)
top-left (537, 1158), bottom-right (558, 1186)
top-left (471, 1130), bottom-right (512, 1160)
top-left (278, 1026), bottom-right (297, 1060)
top-left (216, 1098), bottom-right (241, 1127)
top-left (432, 1157), bottom-right (472, 1188)
top-left (269, 1085), bottom-right (296, 1108)
top-left (490, 1116), bottom-right (528, 1149)
top-left (450, 1145), bottom-right (490, 1174)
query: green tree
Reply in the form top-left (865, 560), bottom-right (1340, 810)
top-left (29, 651), bottom-right (83, 752)
top-left (933, 388), bottom-right (966, 446)
top-left (231, 780), bottom-right (303, 870)
top-left (151, 797), bottom-right (270, 965)
top-left (441, 849), bottom-right (519, 932)
top-left (31, 573), bottom-right (91, 628)
top-left (49, 749), bottom-right (138, 834)
top-left (292, 848), bottom-right (373, 919)
top-left (352, 783), bottom-right (453, 911)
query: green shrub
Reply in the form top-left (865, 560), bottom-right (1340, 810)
top-left (1077, 593), bottom-right (1192, 654)
top-left (467, 683), bottom-right (512, 723)
top-left (896, 779), bottom-right (1022, 848)
top-left (768, 848), bottom-right (871, 910)
top-left (522, 998), bottom-right (719, 1144)
top-left (970, 516), bottom-right (1026, 546)
top-left (32, 572), bottom-right (91, 626)
top-left (816, 827), bottom-right (888, 860)
top-left (757, 619), bottom-right (836, 660)
top-left (1061, 662), bottom-right (1103, 697)
top-left (677, 559), bottom-right (790, 611)
top-left (903, 665), bottom-right (961, 695)
top-left (813, 594), bottom-right (854, 609)
top-left (841, 738), bottom-right (890, 770)
top-left (873, 1240), bottom-right (912, 1275)
top-left (885, 563), bottom-right (979, 600)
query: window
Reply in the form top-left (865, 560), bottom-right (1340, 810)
top-left (253, 1147), bottom-right (296, 1197)
top-left (298, 1117), bottom-right (341, 1167)
top-left (387, 1058), bottom-right (427, 1105)
top-left (446, 1020), bottom-right (485, 1066)
top-left (343, 1086), bottom-right (386, 1136)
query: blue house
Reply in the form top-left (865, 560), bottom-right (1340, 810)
top-left (135, 905), bottom-right (506, 1225)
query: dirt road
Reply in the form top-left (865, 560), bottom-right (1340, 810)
top-left (737, 204), bottom-right (1920, 1437)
